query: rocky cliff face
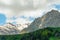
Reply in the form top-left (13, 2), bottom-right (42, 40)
top-left (0, 23), bottom-right (29, 35)
top-left (0, 23), bottom-right (19, 35)
top-left (21, 10), bottom-right (60, 33)
top-left (0, 10), bottom-right (60, 35)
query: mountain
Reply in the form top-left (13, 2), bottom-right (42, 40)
top-left (0, 23), bottom-right (29, 35)
top-left (0, 10), bottom-right (60, 35)
top-left (0, 23), bottom-right (20, 35)
top-left (21, 10), bottom-right (60, 33)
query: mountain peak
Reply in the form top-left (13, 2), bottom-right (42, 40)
top-left (51, 10), bottom-right (58, 12)
top-left (21, 10), bottom-right (60, 33)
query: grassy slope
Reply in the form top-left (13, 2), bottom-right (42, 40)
top-left (0, 27), bottom-right (60, 40)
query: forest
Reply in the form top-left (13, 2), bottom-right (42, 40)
top-left (0, 27), bottom-right (60, 40)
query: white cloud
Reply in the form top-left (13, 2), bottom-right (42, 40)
top-left (0, 7), bottom-right (13, 18)
top-left (0, 0), bottom-right (12, 5)
top-left (18, 10), bottom-right (44, 18)
top-left (0, 0), bottom-right (60, 24)
top-left (14, 18), bottom-right (32, 24)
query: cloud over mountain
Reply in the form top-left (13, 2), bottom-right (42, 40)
top-left (0, 0), bottom-right (60, 24)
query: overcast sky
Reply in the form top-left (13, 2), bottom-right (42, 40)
top-left (0, 0), bottom-right (60, 25)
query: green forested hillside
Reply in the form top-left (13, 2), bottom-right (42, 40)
top-left (0, 27), bottom-right (60, 40)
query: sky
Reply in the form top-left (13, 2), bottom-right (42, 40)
top-left (0, 13), bottom-right (6, 25)
top-left (0, 0), bottom-right (60, 26)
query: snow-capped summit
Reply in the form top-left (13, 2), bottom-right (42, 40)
top-left (0, 23), bottom-right (30, 35)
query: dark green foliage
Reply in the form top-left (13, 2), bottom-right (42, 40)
top-left (0, 27), bottom-right (60, 40)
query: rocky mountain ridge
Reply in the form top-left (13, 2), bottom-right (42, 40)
top-left (0, 23), bottom-right (29, 35)
top-left (21, 10), bottom-right (60, 33)
top-left (0, 10), bottom-right (60, 35)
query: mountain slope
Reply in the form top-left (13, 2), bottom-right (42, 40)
top-left (0, 27), bottom-right (60, 40)
top-left (0, 23), bottom-right (20, 35)
top-left (21, 10), bottom-right (60, 33)
top-left (0, 23), bottom-right (29, 35)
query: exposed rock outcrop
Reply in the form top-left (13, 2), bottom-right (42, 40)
top-left (21, 10), bottom-right (60, 33)
top-left (0, 23), bottom-right (29, 35)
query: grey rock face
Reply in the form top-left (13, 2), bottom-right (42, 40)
top-left (0, 23), bottom-right (29, 35)
top-left (0, 27), bottom-right (20, 35)
top-left (21, 10), bottom-right (60, 33)
top-left (0, 23), bottom-right (20, 35)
